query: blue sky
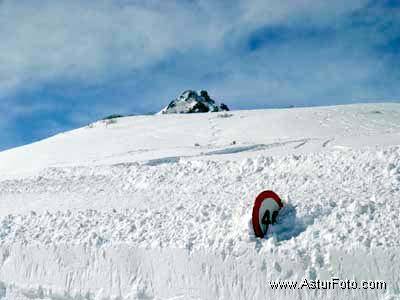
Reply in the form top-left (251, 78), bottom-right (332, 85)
top-left (0, 0), bottom-right (399, 150)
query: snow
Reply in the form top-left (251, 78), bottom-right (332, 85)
top-left (0, 103), bottom-right (400, 299)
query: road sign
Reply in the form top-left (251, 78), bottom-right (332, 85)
top-left (252, 190), bottom-right (283, 238)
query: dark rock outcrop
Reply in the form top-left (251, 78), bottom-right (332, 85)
top-left (159, 90), bottom-right (229, 114)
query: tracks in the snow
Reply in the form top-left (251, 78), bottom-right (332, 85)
top-left (141, 139), bottom-right (311, 166)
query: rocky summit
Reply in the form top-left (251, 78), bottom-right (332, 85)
top-left (159, 90), bottom-right (230, 114)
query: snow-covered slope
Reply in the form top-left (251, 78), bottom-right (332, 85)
top-left (0, 103), bottom-right (400, 300)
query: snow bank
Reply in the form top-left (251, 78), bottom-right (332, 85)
top-left (0, 146), bottom-right (399, 299)
top-left (1, 243), bottom-right (399, 300)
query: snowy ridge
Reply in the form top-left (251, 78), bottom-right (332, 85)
top-left (0, 103), bottom-right (400, 299)
top-left (1, 103), bottom-right (400, 177)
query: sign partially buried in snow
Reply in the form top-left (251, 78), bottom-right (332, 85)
top-left (252, 190), bottom-right (283, 238)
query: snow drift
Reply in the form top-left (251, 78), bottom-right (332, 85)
top-left (0, 103), bottom-right (400, 300)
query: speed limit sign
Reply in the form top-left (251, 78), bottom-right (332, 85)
top-left (252, 190), bottom-right (283, 238)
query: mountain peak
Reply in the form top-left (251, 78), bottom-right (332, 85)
top-left (159, 90), bottom-right (229, 114)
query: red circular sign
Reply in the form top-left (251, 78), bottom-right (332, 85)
top-left (252, 190), bottom-right (283, 238)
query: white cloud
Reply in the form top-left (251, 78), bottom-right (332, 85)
top-left (0, 0), bottom-right (372, 97)
top-left (0, 1), bottom-right (200, 94)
